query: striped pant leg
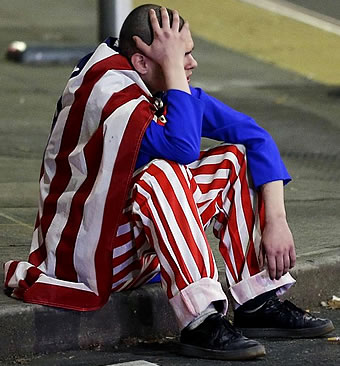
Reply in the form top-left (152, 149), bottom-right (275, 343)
top-left (112, 158), bottom-right (227, 329)
top-left (189, 143), bottom-right (295, 308)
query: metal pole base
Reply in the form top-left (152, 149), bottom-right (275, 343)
top-left (6, 41), bottom-right (94, 65)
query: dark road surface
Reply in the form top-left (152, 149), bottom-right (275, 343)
top-left (2, 309), bottom-right (340, 366)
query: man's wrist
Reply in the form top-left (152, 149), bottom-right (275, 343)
top-left (163, 66), bottom-right (190, 93)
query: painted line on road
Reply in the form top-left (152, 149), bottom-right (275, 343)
top-left (297, 248), bottom-right (340, 258)
top-left (0, 212), bottom-right (32, 229)
top-left (107, 361), bottom-right (159, 366)
top-left (239, 0), bottom-right (340, 37)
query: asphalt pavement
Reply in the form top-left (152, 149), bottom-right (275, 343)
top-left (0, 0), bottom-right (340, 364)
top-left (5, 309), bottom-right (339, 366)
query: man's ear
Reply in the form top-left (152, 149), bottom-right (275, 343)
top-left (130, 53), bottom-right (148, 75)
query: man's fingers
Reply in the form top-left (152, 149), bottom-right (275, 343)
top-left (172, 10), bottom-right (180, 31)
top-left (258, 243), bottom-right (265, 269)
top-left (283, 253), bottom-right (290, 276)
top-left (133, 36), bottom-right (149, 54)
top-left (266, 255), bottom-right (276, 280)
top-left (275, 256), bottom-right (284, 280)
top-left (160, 7), bottom-right (170, 30)
top-left (149, 9), bottom-right (161, 33)
top-left (290, 246), bottom-right (297, 268)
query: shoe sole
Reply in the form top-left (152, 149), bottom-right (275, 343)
top-left (179, 343), bottom-right (266, 361)
top-left (238, 320), bottom-right (335, 339)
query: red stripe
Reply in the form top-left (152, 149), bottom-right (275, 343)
top-left (94, 100), bottom-right (154, 302)
top-left (172, 163), bottom-right (216, 279)
top-left (23, 282), bottom-right (106, 311)
top-left (214, 212), bottom-right (238, 283)
top-left (4, 261), bottom-right (19, 287)
top-left (150, 163), bottom-right (210, 278)
top-left (132, 257), bottom-right (160, 287)
top-left (33, 212), bottom-right (40, 230)
top-left (238, 161), bottom-right (260, 275)
top-left (197, 144), bottom-right (239, 160)
top-left (55, 125), bottom-right (104, 281)
top-left (220, 161), bottom-right (246, 279)
top-left (160, 266), bottom-right (173, 299)
top-left (117, 256), bottom-right (159, 290)
top-left (26, 266), bottom-right (43, 286)
top-left (54, 84), bottom-right (148, 281)
top-left (112, 230), bottom-right (146, 267)
top-left (111, 260), bottom-right (142, 284)
top-left (133, 181), bottom-right (191, 291)
top-left (29, 53), bottom-right (128, 267)
top-left (196, 146), bottom-right (249, 281)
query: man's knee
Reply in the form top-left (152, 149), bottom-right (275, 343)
top-left (140, 158), bottom-right (184, 180)
top-left (219, 143), bottom-right (246, 156)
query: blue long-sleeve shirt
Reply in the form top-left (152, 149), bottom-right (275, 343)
top-left (136, 87), bottom-right (291, 189)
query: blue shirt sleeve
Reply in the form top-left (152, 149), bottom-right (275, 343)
top-left (135, 89), bottom-right (204, 167)
top-left (136, 87), bottom-right (291, 190)
top-left (191, 87), bottom-right (291, 189)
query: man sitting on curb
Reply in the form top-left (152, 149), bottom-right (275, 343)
top-left (4, 3), bottom-right (334, 361)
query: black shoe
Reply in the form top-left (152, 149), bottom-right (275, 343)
top-left (180, 313), bottom-right (266, 360)
top-left (234, 296), bottom-right (335, 338)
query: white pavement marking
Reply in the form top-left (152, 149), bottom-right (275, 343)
top-left (0, 212), bottom-right (32, 229)
top-left (107, 361), bottom-right (160, 366)
top-left (239, 0), bottom-right (340, 36)
top-left (297, 248), bottom-right (340, 258)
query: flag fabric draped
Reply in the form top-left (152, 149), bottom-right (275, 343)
top-left (4, 41), bottom-right (156, 311)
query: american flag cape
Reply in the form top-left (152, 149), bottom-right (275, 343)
top-left (4, 40), bottom-right (156, 311)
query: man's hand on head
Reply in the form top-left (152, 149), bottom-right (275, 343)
top-left (133, 7), bottom-right (192, 93)
top-left (133, 7), bottom-right (189, 69)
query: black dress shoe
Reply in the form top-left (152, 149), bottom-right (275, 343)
top-left (180, 313), bottom-right (266, 360)
top-left (234, 296), bottom-right (335, 338)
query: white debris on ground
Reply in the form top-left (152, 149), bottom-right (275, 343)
top-left (321, 295), bottom-right (340, 309)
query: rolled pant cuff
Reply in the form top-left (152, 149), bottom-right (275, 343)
top-left (230, 270), bottom-right (296, 307)
top-left (169, 277), bottom-right (228, 330)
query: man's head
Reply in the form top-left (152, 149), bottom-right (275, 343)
top-left (118, 4), bottom-right (197, 94)
top-left (119, 4), bottom-right (185, 61)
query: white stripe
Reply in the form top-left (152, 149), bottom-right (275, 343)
top-left (116, 222), bottom-right (133, 236)
top-left (113, 240), bottom-right (135, 258)
top-left (197, 188), bottom-right (223, 203)
top-left (132, 186), bottom-right (181, 295)
top-left (73, 96), bottom-right (147, 294)
top-left (33, 44), bottom-right (145, 277)
top-left (113, 240), bottom-right (150, 275)
top-left (234, 177), bottom-right (251, 254)
top-left (193, 168), bottom-right (230, 184)
top-left (113, 255), bottom-right (135, 275)
top-left (36, 274), bottom-right (94, 292)
top-left (146, 161), bottom-right (213, 280)
top-left (143, 167), bottom-right (203, 282)
top-left (112, 271), bottom-right (134, 290)
top-left (70, 43), bottom-right (117, 86)
top-left (239, 0), bottom-right (340, 37)
top-left (6, 261), bottom-right (34, 288)
top-left (222, 228), bottom-right (239, 284)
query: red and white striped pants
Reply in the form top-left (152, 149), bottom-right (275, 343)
top-left (112, 144), bottom-right (295, 328)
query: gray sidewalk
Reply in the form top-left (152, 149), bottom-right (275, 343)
top-left (0, 0), bottom-right (340, 362)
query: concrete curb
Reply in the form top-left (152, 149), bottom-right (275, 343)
top-left (1, 255), bottom-right (340, 361)
top-left (0, 284), bottom-right (178, 362)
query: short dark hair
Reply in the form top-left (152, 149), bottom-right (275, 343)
top-left (119, 4), bottom-right (185, 60)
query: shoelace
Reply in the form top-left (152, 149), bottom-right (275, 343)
top-left (265, 297), bottom-right (313, 326)
top-left (218, 315), bottom-right (243, 342)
